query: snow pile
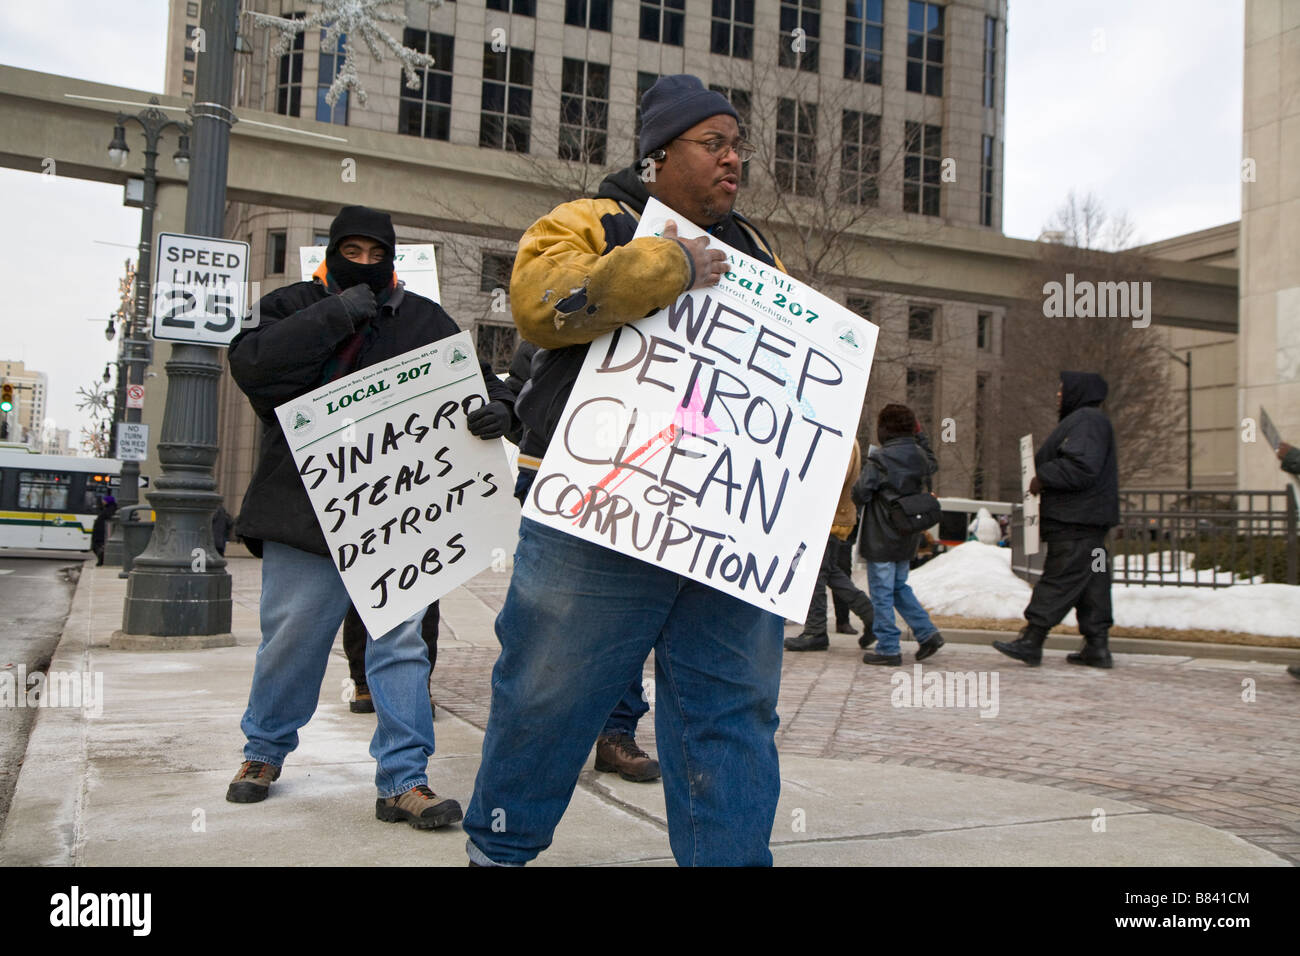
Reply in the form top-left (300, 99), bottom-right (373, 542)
top-left (906, 542), bottom-right (1300, 638)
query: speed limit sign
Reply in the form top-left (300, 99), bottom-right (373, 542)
top-left (152, 232), bottom-right (251, 346)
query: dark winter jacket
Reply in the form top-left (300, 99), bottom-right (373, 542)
top-left (503, 340), bottom-right (537, 450)
top-left (852, 433), bottom-right (938, 562)
top-left (1037, 371), bottom-right (1120, 539)
top-left (1282, 447), bottom-right (1300, 476)
top-left (228, 278), bottom-right (514, 556)
top-left (512, 164), bottom-right (783, 455)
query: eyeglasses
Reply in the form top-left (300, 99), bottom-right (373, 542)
top-left (674, 136), bottom-right (756, 163)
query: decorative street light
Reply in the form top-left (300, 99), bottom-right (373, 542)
top-left (119, 0), bottom-right (238, 642)
top-left (101, 97), bottom-right (191, 571)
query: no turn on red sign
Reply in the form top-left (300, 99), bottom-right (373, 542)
top-left (152, 232), bottom-right (251, 346)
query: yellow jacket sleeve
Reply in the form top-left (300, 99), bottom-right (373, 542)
top-left (831, 440), bottom-right (863, 539)
top-left (510, 198), bottom-right (693, 349)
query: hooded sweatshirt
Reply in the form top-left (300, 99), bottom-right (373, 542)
top-left (1036, 371), bottom-right (1120, 538)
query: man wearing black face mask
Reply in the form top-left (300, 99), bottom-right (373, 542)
top-left (225, 205), bottom-right (515, 828)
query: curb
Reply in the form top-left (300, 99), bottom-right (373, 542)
top-left (937, 628), bottom-right (1300, 664)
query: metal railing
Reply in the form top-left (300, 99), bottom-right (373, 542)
top-left (1012, 487), bottom-right (1298, 588)
top-left (1111, 489), bottom-right (1297, 588)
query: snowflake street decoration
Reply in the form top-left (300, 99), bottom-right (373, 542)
top-left (249, 0), bottom-right (445, 108)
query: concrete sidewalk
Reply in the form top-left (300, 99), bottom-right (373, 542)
top-left (0, 557), bottom-right (1295, 867)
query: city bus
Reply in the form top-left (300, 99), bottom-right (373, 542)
top-left (0, 448), bottom-right (121, 551)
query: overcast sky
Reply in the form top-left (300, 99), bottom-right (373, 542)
top-left (0, 0), bottom-right (1245, 447)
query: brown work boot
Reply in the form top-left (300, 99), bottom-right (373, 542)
top-left (375, 784), bottom-right (463, 830)
top-left (594, 732), bottom-right (661, 782)
top-left (226, 760), bottom-right (281, 803)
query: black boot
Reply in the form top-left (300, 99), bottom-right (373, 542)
top-left (784, 632), bottom-right (829, 651)
top-left (993, 626), bottom-right (1047, 666)
top-left (850, 591), bottom-right (875, 639)
top-left (1067, 632), bottom-right (1113, 669)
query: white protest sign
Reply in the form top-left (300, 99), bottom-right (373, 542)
top-left (300, 244), bottom-right (441, 303)
top-left (117, 423), bottom-right (149, 462)
top-left (152, 232), bottom-right (251, 345)
top-left (523, 197), bottom-right (877, 622)
top-left (1019, 433), bottom-right (1040, 555)
top-left (275, 332), bottom-right (516, 639)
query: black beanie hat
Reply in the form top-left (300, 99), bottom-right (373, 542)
top-left (638, 74), bottom-right (740, 159)
top-left (328, 205), bottom-right (396, 256)
top-left (878, 403), bottom-right (917, 443)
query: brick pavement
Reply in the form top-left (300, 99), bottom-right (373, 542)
top-left (441, 575), bottom-right (1300, 864)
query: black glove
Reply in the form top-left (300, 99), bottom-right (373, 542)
top-left (337, 284), bottom-right (378, 328)
top-left (467, 400), bottom-right (512, 440)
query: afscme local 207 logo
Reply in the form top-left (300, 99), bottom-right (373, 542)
top-left (290, 345), bottom-right (461, 434)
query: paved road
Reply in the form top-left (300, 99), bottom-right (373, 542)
top-left (0, 551), bottom-right (87, 833)
top-left (445, 573), bottom-right (1300, 865)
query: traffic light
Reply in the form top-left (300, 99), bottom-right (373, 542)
top-left (0, 382), bottom-right (13, 413)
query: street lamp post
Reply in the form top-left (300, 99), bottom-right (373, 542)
top-left (119, 0), bottom-right (237, 643)
top-left (102, 99), bottom-right (190, 571)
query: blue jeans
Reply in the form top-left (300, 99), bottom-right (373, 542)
top-left (464, 518), bottom-right (784, 866)
top-left (240, 541), bottom-right (436, 798)
top-left (866, 559), bottom-right (938, 656)
top-left (514, 466), bottom-right (647, 739)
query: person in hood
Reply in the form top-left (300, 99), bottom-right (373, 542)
top-left (464, 76), bottom-right (787, 867)
top-left (1276, 439), bottom-right (1300, 476)
top-left (853, 404), bottom-right (944, 666)
top-left (225, 205), bottom-right (515, 829)
top-left (994, 371), bottom-right (1119, 668)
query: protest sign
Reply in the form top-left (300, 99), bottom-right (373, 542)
top-left (276, 332), bottom-right (516, 639)
top-left (300, 244), bottom-right (441, 303)
top-left (1019, 434), bottom-right (1040, 555)
top-left (522, 197), bottom-right (877, 622)
top-left (1260, 406), bottom-right (1281, 452)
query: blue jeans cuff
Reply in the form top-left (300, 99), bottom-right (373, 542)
top-left (466, 838), bottom-right (523, 867)
top-left (377, 775), bottom-right (428, 800)
top-left (242, 752), bottom-right (284, 768)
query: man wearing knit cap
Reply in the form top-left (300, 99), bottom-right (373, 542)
top-left (464, 76), bottom-right (788, 866)
top-left (225, 205), bottom-right (515, 829)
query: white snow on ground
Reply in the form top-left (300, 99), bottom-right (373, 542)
top-left (907, 542), bottom-right (1300, 638)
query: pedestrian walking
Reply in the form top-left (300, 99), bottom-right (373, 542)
top-left (90, 493), bottom-right (116, 566)
top-left (854, 404), bottom-right (944, 665)
top-left (831, 517), bottom-right (862, 634)
top-left (994, 371), bottom-right (1119, 668)
top-left (503, 339), bottom-right (661, 783)
top-left (785, 439), bottom-right (876, 651)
